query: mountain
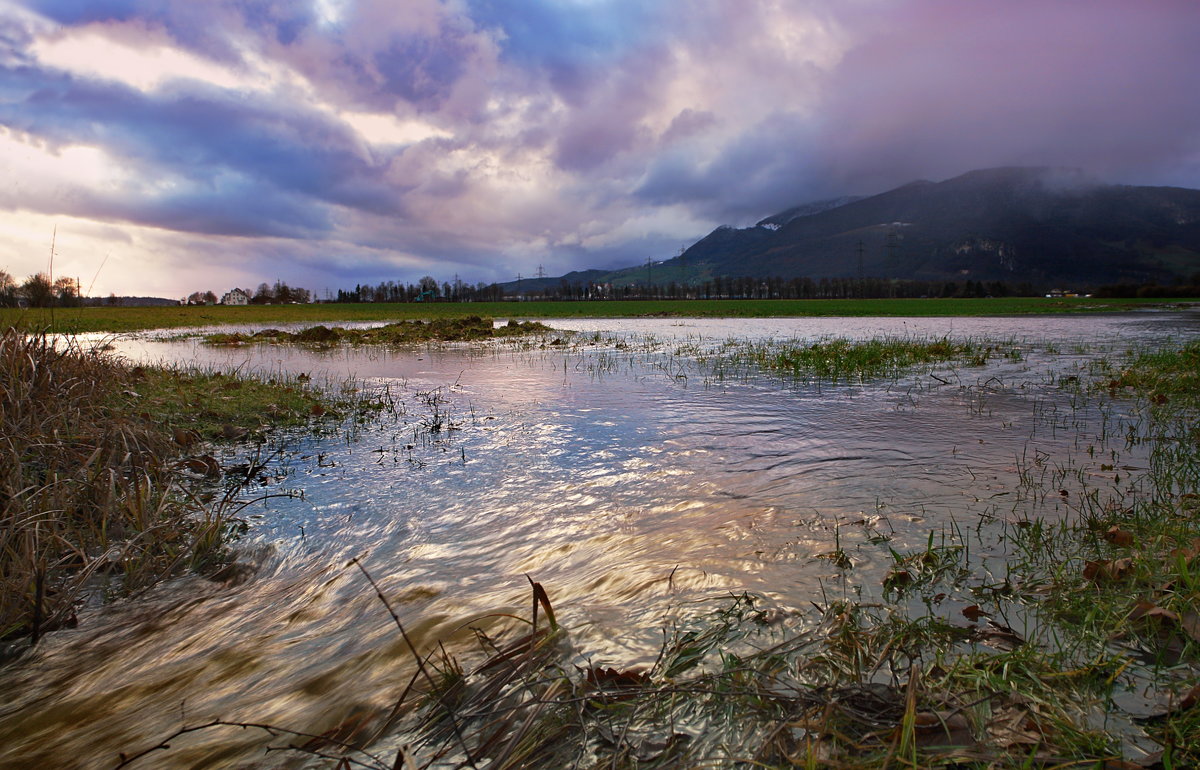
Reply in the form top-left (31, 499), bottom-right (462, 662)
top-left (755, 196), bottom-right (864, 229)
top-left (666, 167), bottom-right (1200, 287)
top-left (505, 167), bottom-right (1200, 293)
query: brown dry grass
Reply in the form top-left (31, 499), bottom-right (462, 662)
top-left (1, 329), bottom-right (231, 646)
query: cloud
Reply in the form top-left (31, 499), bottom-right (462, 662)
top-left (811, 0), bottom-right (1200, 192)
top-left (1, 0), bottom-right (1198, 296)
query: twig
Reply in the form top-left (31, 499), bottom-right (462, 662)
top-left (350, 557), bottom-right (479, 769)
top-left (114, 719), bottom-right (390, 769)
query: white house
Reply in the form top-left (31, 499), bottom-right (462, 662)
top-left (221, 288), bottom-right (249, 305)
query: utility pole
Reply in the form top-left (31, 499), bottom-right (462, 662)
top-left (515, 272), bottom-right (522, 300)
top-left (536, 264), bottom-right (546, 279)
top-left (646, 256), bottom-right (653, 297)
top-left (679, 245), bottom-right (691, 297)
top-left (48, 224), bottom-right (57, 283)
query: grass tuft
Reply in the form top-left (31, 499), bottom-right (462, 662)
top-left (201, 316), bottom-right (552, 347)
top-left (0, 329), bottom-right (375, 651)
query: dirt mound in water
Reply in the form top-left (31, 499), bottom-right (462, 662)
top-left (292, 325), bottom-right (341, 343)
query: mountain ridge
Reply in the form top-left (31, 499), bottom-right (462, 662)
top-left (505, 167), bottom-right (1200, 293)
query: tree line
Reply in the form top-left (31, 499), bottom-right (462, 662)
top-left (336, 276), bottom-right (486, 303)
top-left (185, 281), bottom-right (313, 305)
top-left (8, 264), bottom-right (1193, 310)
top-left (0, 271), bottom-right (82, 308)
top-left (336, 275), bottom-right (1038, 303)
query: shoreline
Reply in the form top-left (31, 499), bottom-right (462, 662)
top-left (3, 297), bottom-right (1198, 335)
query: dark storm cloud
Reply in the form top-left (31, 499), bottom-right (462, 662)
top-left (636, 112), bottom-right (819, 218)
top-left (807, 0), bottom-right (1200, 195)
top-left (622, 0), bottom-right (1200, 224)
top-left (89, 181), bottom-right (334, 238)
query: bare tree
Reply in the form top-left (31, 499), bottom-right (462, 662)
top-left (0, 270), bottom-right (16, 307)
top-left (21, 273), bottom-right (54, 307)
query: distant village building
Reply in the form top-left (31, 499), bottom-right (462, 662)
top-left (221, 288), bottom-right (249, 305)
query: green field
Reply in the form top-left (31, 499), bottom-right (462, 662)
top-left (2, 296), bottom-right (1196, 334)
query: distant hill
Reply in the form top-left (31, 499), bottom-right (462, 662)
top-left (505, 167), bottom-right (1200, 293)
top-left (83, 296), bottom-right (180, 307)
top-left (672, 167), bottom-right (1200, 287)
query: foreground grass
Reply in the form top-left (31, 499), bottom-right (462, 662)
top-left (0, 329), bottom-right (375, 648)
top-left (3, 296), bottom-right (1195, 334)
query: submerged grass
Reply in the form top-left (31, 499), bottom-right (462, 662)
top-left (0, 328), bottom-right (374, 651)
top-left (697, 335), bottom-right (1022, 383)
top-left (736, 336), bottom-right (1009, 381)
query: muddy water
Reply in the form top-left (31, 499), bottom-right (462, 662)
top-left (2, 312), bottom-right (1197, 767)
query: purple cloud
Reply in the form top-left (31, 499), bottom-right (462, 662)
top-left (0, 0), bottom-right (1198, 297)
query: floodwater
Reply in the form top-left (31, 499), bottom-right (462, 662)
top-left (2, 312), bottom-right (1197, 768)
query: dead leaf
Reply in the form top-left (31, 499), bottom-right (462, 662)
top-left (1182, 684), bottom-right (1200, 710)
top-left (907, 711), bottom-right (975, 749)
top-left (1169, 537), bottom-right (1200, 561)
top-left (974, 621), bottom-right (1024, 651)
top-left (1127, 600), bottom-right (1179, 626)
top-left (220, 423), bottom-right (249, 440)
top-left (987, 705), bottom-right (1043, 748)
top-left (961, 604), bottom-right (988, 622)
top-left (1180, 611), bottom-right (1200, 644)
top-left (181, 455), bottom-right (221, 478)
top-left (1104, 525), bottom-right (1135, 548)
top-left (585, 666), bottom-right (651, 692)
top-left (1084, 557), bottom-right (1134, 583)
top-left (1125, 601), bottom-right (1192, 664)
top-left (1134, 684), bottom-right (1200, 724)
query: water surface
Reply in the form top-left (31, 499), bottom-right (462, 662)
top-left (2, 312), bottom-right (1196, 767)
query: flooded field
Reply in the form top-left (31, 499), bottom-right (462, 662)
top-left (2, 312), bottom-right (1198, 767)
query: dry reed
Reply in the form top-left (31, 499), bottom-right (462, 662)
top-left (1, 329), bottom-right (232, 648)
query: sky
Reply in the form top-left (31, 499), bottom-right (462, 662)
top-left (1, 0), bottom-right (1199, 299)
